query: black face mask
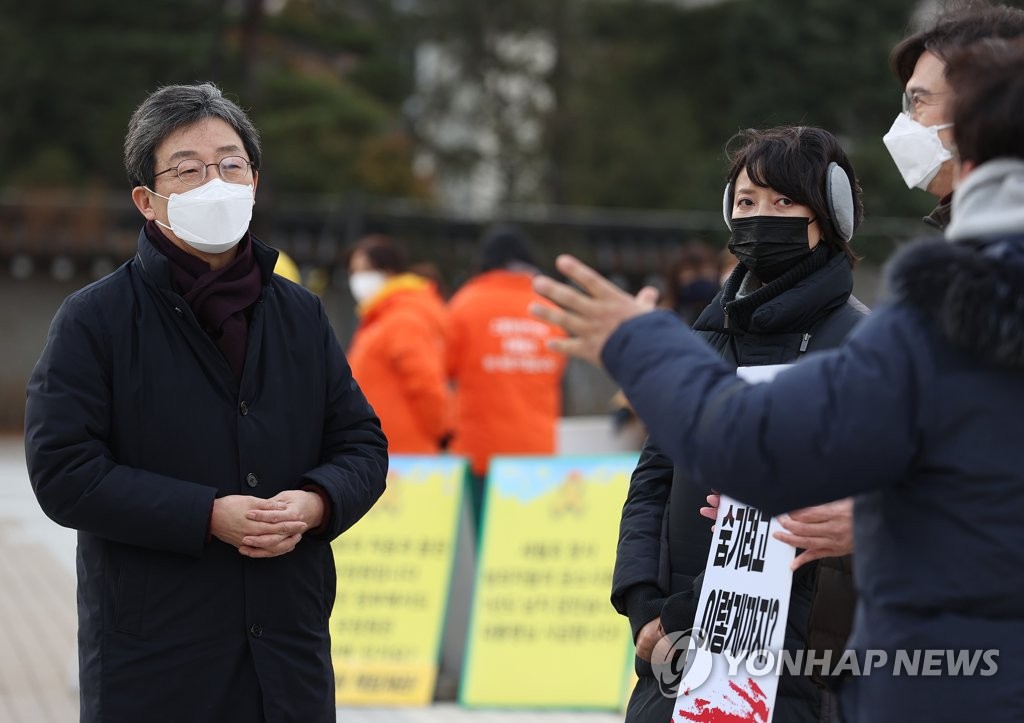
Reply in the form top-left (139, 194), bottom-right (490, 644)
top-left (728, 215), bottom-right (815, 282)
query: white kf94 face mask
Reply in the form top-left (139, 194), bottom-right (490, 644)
top-left (882, 113), bottom-right (954, 191)
top-left (148, 178), bottom-right (255, 254)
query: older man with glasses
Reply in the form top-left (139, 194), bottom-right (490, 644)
top-left (24, 82), bottom-right (388, 723)
top-left (883, 2), bottom-right (1024, 231)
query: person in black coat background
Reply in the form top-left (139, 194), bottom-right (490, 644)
top-left (24, 83), bottom-right (388, 723)
top-left (610, 126), bottom-right (867, 723)
top-left (532, 37), bottom-right (1024, 723)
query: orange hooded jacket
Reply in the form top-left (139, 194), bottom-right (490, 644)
top-left (347, 274), bottom-right (449, 453)
top-left (446, 270), bottom-right (567, 476)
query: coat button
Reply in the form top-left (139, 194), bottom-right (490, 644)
top-left (245, 473), bottom-right (259, 488)
top-left (239, 401), bottom-right (249, 416)
top-left (249, 623), bottom-right (263, 639)
top-left (173, 306), bottom-right (183, 316)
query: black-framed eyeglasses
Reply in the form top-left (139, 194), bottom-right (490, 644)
top-left (153, 156), bottom-right (254, 187)
top-left (902, 89), bottom-right (950, 115)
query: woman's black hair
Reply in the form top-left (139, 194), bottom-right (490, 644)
top-left (725, 126), bottom-right (863, 267)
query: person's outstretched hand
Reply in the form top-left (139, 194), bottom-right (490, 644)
top-left (531, 254), bottom-right (658, 367)
top-left (773, 498), bottom-right (854, 570)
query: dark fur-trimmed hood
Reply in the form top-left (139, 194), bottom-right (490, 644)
top-left (886, 235), bottom-right (1024, 368)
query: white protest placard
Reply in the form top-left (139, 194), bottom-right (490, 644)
top-left (672, 364), bottom-right (795, 723)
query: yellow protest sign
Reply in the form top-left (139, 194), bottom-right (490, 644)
top-left (460, 455), bottom-right (637, 709)
top-left (330, 455), bottom-right (466, 705)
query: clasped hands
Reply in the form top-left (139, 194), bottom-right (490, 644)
top-left (210, 490), bottom-right (325, 559)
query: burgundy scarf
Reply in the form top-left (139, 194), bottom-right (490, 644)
top-left (145, 221), bottom-right (264, 380)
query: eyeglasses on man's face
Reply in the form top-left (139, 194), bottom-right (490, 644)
top-left (902, 89), bottom-right (950, 115)
top-left (153, 156), bottom-right (254, 187)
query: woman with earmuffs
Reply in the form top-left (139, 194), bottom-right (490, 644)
top-left (611, 126), bottom-right (867, 723)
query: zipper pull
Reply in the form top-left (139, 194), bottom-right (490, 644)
top-left (800, 333), bottom-right (811, 352)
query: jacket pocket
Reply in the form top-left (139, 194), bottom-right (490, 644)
top-left (113, 550), bottom-right (149, 637)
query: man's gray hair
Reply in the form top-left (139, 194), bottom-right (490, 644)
top-left (123, 82), bottom-right (262, 189)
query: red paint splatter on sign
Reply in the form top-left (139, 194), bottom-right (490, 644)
top-left (676, 677), bottom-right (769, 723)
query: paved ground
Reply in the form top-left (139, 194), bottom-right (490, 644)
top-left (0, 437), bottom-right (623, 723)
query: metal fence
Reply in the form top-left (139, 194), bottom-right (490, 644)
top-left (0, 190), bottom-right (923, 293)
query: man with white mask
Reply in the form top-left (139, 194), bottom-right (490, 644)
top-left (24, 83), bottom-right (388, 722)
top-left (884, 2), bottom-right (1024, 230)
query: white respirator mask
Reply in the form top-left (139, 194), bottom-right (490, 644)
top-left (349, 270), bottom-right (387, 304)
top-left (882, 113), bottom-right (954, 191)
top-left (148, 178), bottom-right (255, 254)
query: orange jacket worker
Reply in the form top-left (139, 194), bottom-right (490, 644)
top-left (346, 235), bottom-right (449, 453)
top-left (446, 226), bottom-right (566, 515)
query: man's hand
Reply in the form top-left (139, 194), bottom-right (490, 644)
top-left (636, 617), bottom-right (663, 662)
top-left (530, 254), bottom-right (658, 367)
top-left (211, 495), bottom-right (306, 558)
top-left (247, 489), bottom-right (326, 529)
top-left (239, 489), bottom-right (326, 557)
top-left (773, 498), bottom-right (854, 571)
